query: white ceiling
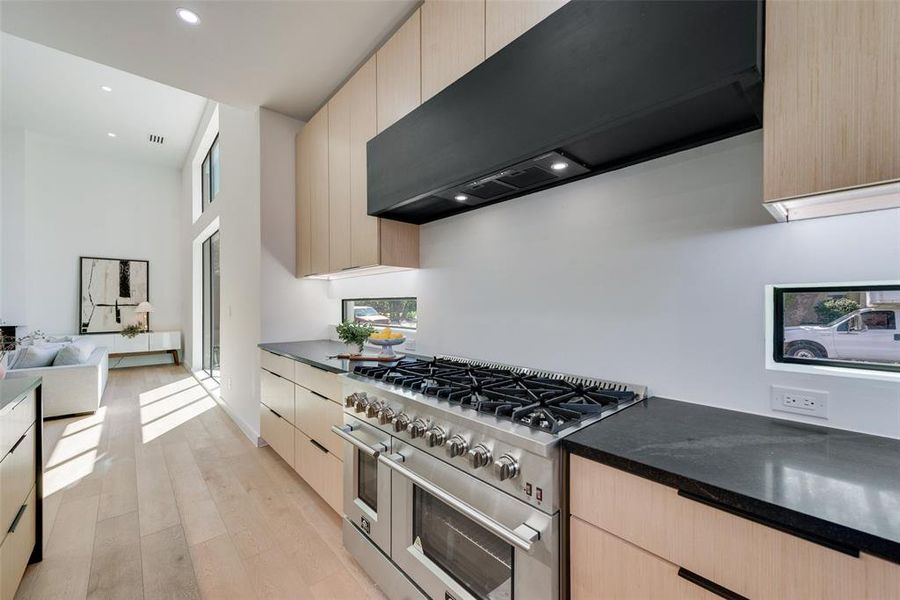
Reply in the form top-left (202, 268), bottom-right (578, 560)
top-left (1, 33), bottom-right (207, 168)
top-left (0, 0), bottom-right (419, 121)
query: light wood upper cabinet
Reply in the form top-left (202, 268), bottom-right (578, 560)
top-left (376, 9), bottom-right (422, 134)
top-left (295, 130), bottom-right (312, 277)
top-left (763, 0), bottom-right (900, 203)
top-left (349, 58), bottom-right (380, 268)
top-left (308, 107), bottom-right (330, 275)
top-left (421, 0), bottom-right (486, 102)
top-left (485, 0), bottom-right (567, 57)
top-left (328, 87), bottom-right (352, 272)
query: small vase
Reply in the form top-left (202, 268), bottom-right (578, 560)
top-left (357, 343), bottom-right (365, 356)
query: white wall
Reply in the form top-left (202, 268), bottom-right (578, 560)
top-left (259, 108), bottom-right (332, 343)
top-left (2, 130), bottom-right (182, 334)
top-left (1, 127), bottom-right (27, 322)
top-left (324, 132), bottom-right (900, 438)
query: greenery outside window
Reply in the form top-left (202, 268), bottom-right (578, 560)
top-left (342, 297), bottom-right (417, 330)
top-left (774, 285), bottom-right (900, 373)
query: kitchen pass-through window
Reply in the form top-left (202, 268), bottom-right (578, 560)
top-left (342, 297), bottom-right (417, 330)
top-left (774, 285), bottom-right (900, 373)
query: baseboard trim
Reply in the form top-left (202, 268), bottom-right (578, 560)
top-left (183, 366), bottom-right (263, 447)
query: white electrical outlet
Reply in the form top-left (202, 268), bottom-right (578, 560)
top-left (770, 385), bottom-right (828, 418)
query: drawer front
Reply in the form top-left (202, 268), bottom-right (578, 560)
top-left (0, 486), bottom-right (36, 600)
top-left (570, 456), bottom-right (865, 599)
top-left (0, 391), bottom-right (35, 458)
top-left (571, 517), bottom-right (713, 600)
top-left (0, 425), bottom-right (35, 536)
top-left (294, 385), bottom-right (343, 456)
top-left (148, 331), bottom-right (181, 351)
top-left (294, 428), bottom-right (343, 515)
top-left (260, 369), bottom-right (295, 426)
top-left (112, 333), bottom-right (149, 353)
top-left (260, 350), bottom-right (295, 381)
top-left (259, 404), bottom-right (294, 469)
top-left (293, 361), bottom-right (341, 402)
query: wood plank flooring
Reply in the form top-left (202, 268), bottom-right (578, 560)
top-left (15, 365), bottom-right (386, 600)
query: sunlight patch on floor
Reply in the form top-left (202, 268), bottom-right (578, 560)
top-left (140, 381), bottom-right (216, 444)
top-left (138, 376), bottom-right (200, 406)
top-left (43, 407), bottom-right (107, 496)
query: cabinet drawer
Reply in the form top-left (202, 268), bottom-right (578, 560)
top-left (0, 424), bottom-right (35, 536)
top-left (294, 385), bottom-right (343, 456)
top-left (571, 517), bottom-right (714, 600)
top-left (259, 404), bottom-right (294, 469)
top-left (260, 369), bottom-right (295, 426)
top-left (0, 391), bottom-right (35, 459)
top-left (294, 428), bottom-right (343, 515)
top-left (260, 350), bottom-right (295, 382)
top-left (570, 456), bottom-right (867, 599)
top-left (293, 361), bottom-right (340, 402)
top-left (0, 486), bottom-right (36, 600)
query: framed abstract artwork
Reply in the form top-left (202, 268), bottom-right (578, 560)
top-left (80, 257), bottom-right (150, 334)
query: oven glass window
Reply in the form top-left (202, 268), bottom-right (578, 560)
top-left (358, 451), bottom-right (378, 512)
top-left (413, 487), bottom-right (513, 600)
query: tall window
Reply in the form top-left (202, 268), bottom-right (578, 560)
top-left (201, 134), bottom-right (220, 212)
top-left (202, 231), bottom-right (221, 379)
top-left (774, 285), bottom-right (900, 372)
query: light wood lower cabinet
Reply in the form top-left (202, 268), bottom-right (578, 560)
top-left (294, 385), bottom-right (343, 457)
top-left (293, 361), bottom-right (341, 404)
top-left (569, 456), bottom-right (900, 599)
top-left (259, 403), bottom-right (294, 469)
top-left (0, 425), bottom-right (35, 536)
top-left (0, 487), bottom-right (36, 600)
top-left (294, 428), bottom-right (343, 515)
top-left (259, 369), bottom-right (295, 426)
top-left (570, 516), bottom-right (713, 600)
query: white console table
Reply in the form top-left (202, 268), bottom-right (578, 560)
top-left (75, 331), bottom-right (182, 365)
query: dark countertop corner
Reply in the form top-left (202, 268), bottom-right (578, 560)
top-left (563, 397), bottom-right (900, 565)
top-left (258, 340), bottom-right (359, 373)
top-left (0, 375), bottom-right (42, 416)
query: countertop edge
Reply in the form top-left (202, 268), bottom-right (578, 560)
top-left (0, 376), bottom-right (42, 416)
top-left (257, 342), bottom-right (346, 374)
top-left (563, 440), bottom-right (900, 566)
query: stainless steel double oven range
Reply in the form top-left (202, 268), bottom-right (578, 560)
top-left (332, 356), bottom-right (646, 600)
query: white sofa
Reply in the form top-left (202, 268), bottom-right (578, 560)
top-left (6, 347), bottom-right (109, 418)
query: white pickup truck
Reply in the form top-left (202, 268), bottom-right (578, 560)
top-left (784, 307), bottom-right (900, 363)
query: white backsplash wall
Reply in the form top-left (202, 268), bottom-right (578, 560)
top-left (328, 131), bottom-right (900, 437)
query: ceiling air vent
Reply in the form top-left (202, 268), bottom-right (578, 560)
top-left (148, 134), bottom-right (165, 144)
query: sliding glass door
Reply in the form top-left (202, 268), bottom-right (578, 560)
top-left (202, 231), bottom-right (220, 380)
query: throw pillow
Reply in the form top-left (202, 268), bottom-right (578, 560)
top-left (53, 343), bottom-right (95, 366)
top-left (12, 345), bottom-right (60, 368)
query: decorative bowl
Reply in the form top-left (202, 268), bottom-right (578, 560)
top-left (368, 336), bottom-right (406, 357)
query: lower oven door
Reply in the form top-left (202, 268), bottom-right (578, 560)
top-left (385, 440), bottom-right (558, 600)
top-left (333, 416), bottom-right (392, 554)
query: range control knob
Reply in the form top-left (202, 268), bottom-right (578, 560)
top-left (407, 418), bottom-right (428, 438)
top-left (446, 435), bottom-right (469, 458)
top-left (353, 395), bottom-right (369, 414)
top-left (467, 444), bottom-right (493, 469)
top-left (424, 427), bottom-right (446, 447)
top-left (365, 401), bottom-right (382, 419)
top-left (392, 413), bottom-right (410, 433)
top-left (377, 407), bottom-right (395, 426)
top-left (345, 392), bottom-right (365, 408)
top-left (493, 454), bottom-right (519, 481)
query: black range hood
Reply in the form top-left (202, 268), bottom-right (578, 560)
top-left (367, 0), bottom-right (764, 225)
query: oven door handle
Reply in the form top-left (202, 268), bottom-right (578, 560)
top-left (331, 425), bottom-right (384, 457)
top-left (378, 452), bottom-right (540, 554)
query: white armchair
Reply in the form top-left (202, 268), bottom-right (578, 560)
top-left (6, 347), bottom-right (109, 418)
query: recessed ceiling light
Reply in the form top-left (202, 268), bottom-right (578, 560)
top-left (550, 161), bottom-right (568, 171)
top-left (100, 85), bottom-right (112, 92)
top-left (454, 194), bottom-right (468, 202)
top-left (176, 8), bottom-right (200, 24)
top-left (107, 132), bottom-right (117, 138)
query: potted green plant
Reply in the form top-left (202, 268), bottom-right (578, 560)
top-left (336, 321), bottom-right (375, 355)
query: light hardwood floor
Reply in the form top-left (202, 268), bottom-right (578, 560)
top-left (15, 365), bottom-right (386, 600)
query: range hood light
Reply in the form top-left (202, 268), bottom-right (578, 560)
top-left (764, 180), bottom-right (900, 222)
top-left (550, 162), bottom-right (568, 171)
top-left (454, 194), bottom-right (468, 202)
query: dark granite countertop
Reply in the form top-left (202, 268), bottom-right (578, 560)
top-left (259, 340), bottom-right (420, 374)
top-left (0, 376), bottom-right (41, 416)
top-left (563, 397), bottom-right (900, 564)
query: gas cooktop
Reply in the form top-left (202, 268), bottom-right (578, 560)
top-left (353, 356), bottom-right (642, 434)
